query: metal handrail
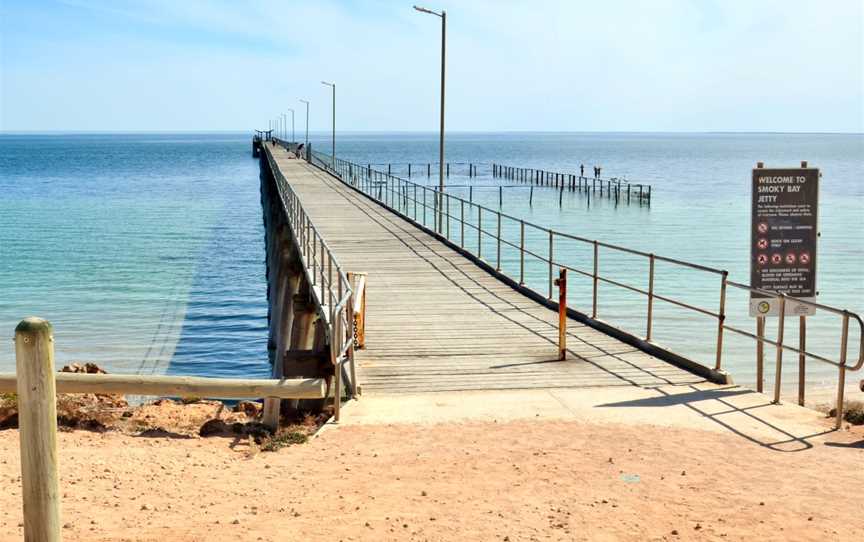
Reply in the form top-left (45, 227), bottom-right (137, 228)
top-left (309, 150), bottom-right (863, 428)
top-left (263, 145), bottom-right (355, 415)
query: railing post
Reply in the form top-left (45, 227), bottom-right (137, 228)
top-left (460, 200), bottom-right (465, 248)
top-left (319, 236), bottom-right (325, 290)
top-left (446, 194), bottom-right (450, 239)
top-left (756, 316), bottom-right (765, 392)
top-left (773, 294), bottom-right (786, 404)
top-left (715, 271), bottom-right (728, 371)
top-left (835, 312), bottom-right (850, 429)
top-left (547, 231), bottom-right (554, 299)
top-left (798, 316), bottom-right (806, 406)
top-left (646, 254), bottom-right (655, 341)
top-left (15, 317), bottom-right (62, 541)
top-left (519, 221), bottom-right (525, 285)
top-left (496, 213), bottom-right (502, 271)
top-left (592, 241), bottom-right (599, 318)
top-left (333, 356), bottom-right (341, 422)
top-left (305, 215), bottom-right (311, 263)
top-left (555, 269), bottom-right (567, 360)
top-left (477, 206), bottom-right (482, 258)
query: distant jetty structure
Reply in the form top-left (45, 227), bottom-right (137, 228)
top-left (492, 162), bottom-right (651, 206)
top-left (326, 160), bottom-right (651, 208)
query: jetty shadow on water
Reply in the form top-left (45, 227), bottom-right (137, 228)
top-left (161, 209), bottom-right (269, 380)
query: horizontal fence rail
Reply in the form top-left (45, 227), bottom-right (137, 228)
top-left (0, 373), bottom-right (327, 399)
top-left (6, 316), bottom-right (327, 540)
top-left (264, 144), bottom-right (356, 418)
top-left (307, 149), bottom-right (862, 428)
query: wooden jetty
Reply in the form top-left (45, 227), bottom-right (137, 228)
top-left (262, 142), bottom-right (702, 394)
top-left (260, 138), bottom-right (861, 427)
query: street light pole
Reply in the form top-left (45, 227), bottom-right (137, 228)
top-left (287, 108), bottom-right (295, 142)
top-left (300, 99), bottom-right (310, 147)
top-left (414, 5), bottom-right (446, 233)
top-left (321, 81), bottom-right (335, 167)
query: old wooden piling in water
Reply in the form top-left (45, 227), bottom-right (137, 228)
top-left (489, 162), bottom-right (651, 206)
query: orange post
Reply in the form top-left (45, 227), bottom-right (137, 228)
top-left (554, 268), bottom-right (567, 360)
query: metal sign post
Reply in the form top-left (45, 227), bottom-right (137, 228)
top-left (750, 161), bottom-right (819, 404)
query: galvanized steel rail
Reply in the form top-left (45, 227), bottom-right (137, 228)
top-left (308, 149), bottom-right (862, 427)
top-left (264, 145), bottom-right (356, 417)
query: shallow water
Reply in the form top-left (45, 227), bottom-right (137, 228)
top-left (1, 132), bottom-right (861, 397)
top-left (1, 134), bottom-right (269, 378)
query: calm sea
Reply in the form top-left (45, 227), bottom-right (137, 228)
top-left (1, 132), bottom-right (862, 396)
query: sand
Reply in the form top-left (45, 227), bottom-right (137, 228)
top-left (1, 414), bottom-right (862, 541)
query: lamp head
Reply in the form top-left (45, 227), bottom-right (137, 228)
top-left (414, 5), bottom-right (441, 16)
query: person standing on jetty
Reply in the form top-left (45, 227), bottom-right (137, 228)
top-left (580, 164), bottom-right (585, 177)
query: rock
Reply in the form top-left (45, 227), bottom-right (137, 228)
top-left (233, 401), bottom-right (262, 417)
top-left (61, 362), bottom-right (106, 374)
top-left (0, 406), bottom-right (17, 429)
top-left (199, 419), bottom-right (230, 437)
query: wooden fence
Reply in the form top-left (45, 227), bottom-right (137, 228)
top-left (4, 316), bottom-right (327, 542)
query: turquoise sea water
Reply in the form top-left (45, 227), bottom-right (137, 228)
top-left (1, 134), bottom-right (269, 378)
top-left (1, 132), bottom-right (862, 397)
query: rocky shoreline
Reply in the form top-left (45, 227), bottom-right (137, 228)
top-left (0, 363), bottom-right (327, 449)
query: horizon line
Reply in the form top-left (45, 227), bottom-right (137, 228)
top-left (2, 129), bottom-right (863, 136)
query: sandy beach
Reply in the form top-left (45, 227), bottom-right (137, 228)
top-left (1, 402), bottom-right (862, 542)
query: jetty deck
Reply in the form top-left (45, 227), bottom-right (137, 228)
top-left (267, 144), bottom-right (703, 394)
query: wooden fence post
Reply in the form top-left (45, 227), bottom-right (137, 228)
top-left (15, 317), bottom-right (61, 542)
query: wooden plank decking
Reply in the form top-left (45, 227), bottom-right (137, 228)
top-left (269, 144), bottom-right (705, 394)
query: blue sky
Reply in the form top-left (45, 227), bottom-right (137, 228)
top-left (1, 0), bottom-right (862, 132)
